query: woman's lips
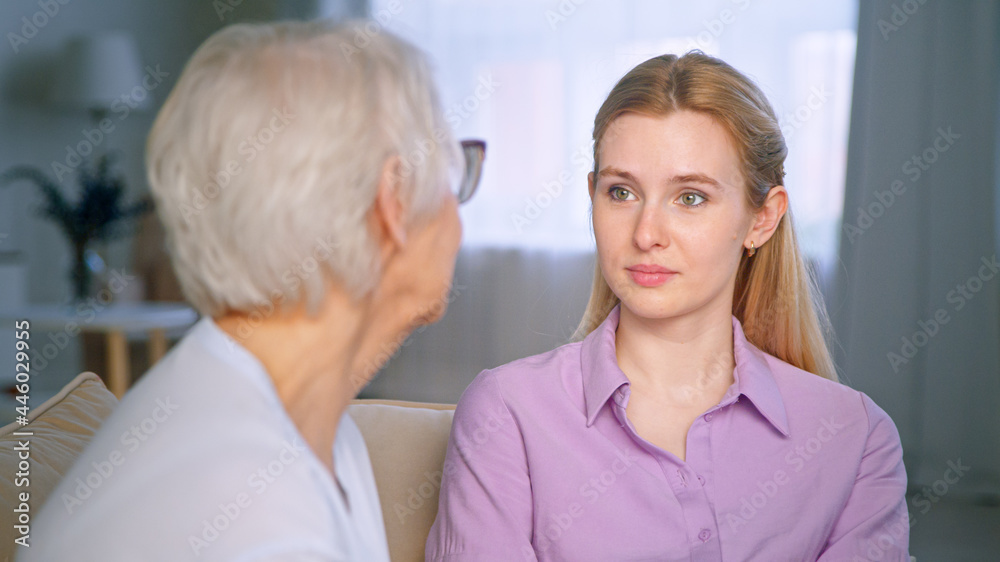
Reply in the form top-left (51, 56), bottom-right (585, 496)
top-left (626, 265), bottom-right (677, 287)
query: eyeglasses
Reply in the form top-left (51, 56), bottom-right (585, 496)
top-left (456, 139), bottom-right (486, 204)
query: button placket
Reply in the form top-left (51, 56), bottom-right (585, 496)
top-left (679, 414), bottom-right (720, 558)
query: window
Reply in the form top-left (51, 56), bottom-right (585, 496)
top-left (369, 0), bottom-right (857, 272)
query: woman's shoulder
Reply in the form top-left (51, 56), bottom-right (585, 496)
top-left (760, 351), bottom-right (900, 445)
top-left (477, 338), bottom-right (584, 386)
top-left (454, 340), bottom-right (586, 420)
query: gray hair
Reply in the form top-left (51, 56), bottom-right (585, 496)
top-left (146, 20), bottom-right (459, 317)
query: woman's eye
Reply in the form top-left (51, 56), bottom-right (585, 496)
top-left (679, 192), bottom-right (706, 206)
top-left (610, 187), bottom-right (633, 201)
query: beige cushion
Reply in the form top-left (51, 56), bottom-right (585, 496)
top-left (349, 399), bottom-right (456, 562)
top-left (0, 372), bottom-right (117, 557)
top-left (0, 372), bottom-right (118, 560)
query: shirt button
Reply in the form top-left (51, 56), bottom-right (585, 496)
top-left (698, 529), bottom-right (712, 542)
top-left (704, 412), bottom-right (714, 422)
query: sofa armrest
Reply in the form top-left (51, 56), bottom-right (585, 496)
top-left (0, 372), bottom-right (117, 557)
top-left (349, 399), bottom-right (456, 562)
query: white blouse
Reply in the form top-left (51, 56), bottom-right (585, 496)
top-left (24, 317), bottom-right (391, 562)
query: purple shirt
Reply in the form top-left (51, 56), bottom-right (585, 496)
top-left (427, 306), bottom-right (909, 561)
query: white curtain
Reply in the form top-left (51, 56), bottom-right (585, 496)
top-left (372, 0), bottom-right (858, 269)
top-left (832, 0), bottom-right (1000, 499)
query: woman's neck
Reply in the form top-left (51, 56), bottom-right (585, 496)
top-left (614, 303), bottom-right (736, 406)
top-left (214, 286), bottom-right (404, 475)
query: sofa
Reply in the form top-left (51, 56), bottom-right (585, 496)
top-left (0, 372), bottom-right (456, 561)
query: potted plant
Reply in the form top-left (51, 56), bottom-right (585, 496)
top-left (1, 153), bottom-right (153, 302)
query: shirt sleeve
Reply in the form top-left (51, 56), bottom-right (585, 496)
top-left (426, 370), bottom-right (537, 561)
top-left (817, 392), bottom-right (910, 561)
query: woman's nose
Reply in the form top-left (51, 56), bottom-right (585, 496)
top-left (632, 203), bottom-right (669, 251)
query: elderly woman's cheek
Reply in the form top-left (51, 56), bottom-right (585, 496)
top-left (410, 199), bottom-right (461, 325)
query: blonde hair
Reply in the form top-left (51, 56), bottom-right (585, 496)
top-left (575, 52), bottom-right (838, 382)
top-left (147, 20), bottom-right (459, 317)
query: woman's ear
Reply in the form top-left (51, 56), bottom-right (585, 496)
top-left (745, 185), bottom-right (788, 248)
top-left (372, 156), bottom-right (407, 252)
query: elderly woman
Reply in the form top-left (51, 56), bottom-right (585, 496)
top-left (25, 20), bottom-right (483, 561)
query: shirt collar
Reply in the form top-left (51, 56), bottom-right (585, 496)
top-left (579, 305), bottom-right (790, 436)
top-left (580, 305), bottom-right (630, 427)
top-left (729, 313), bottom-right (790, 436)
top-left (189, 316), bottom-right (285, 411)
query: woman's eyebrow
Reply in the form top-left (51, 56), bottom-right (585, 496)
top-left (599, 167), bottom-right (725, 190)
top-left (667, 173), bottom-right (724, 189)
top-left (597, 166), bottom-right (638, 183)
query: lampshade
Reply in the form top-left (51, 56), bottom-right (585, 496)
top-left (49, 31), bottom-right (149, 113)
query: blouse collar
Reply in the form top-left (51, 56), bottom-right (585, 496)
top-left (580, 304), bottom-right (790, 436)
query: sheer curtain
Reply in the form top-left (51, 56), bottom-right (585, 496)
top-left (361, 1), bottom-right (859, 403)
top-left (832, 0), bottom-right (1000, 498)
top-left (370, 0), bottom-right (856, 256)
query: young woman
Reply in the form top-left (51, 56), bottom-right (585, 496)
top-left (427, 53), bottom-right (908, 561)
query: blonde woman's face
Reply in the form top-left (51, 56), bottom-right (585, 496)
top-left (590, 111), bottom-right (757, 321)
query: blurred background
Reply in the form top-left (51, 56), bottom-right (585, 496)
top-left (0, 0), bottom-right (996, 558)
